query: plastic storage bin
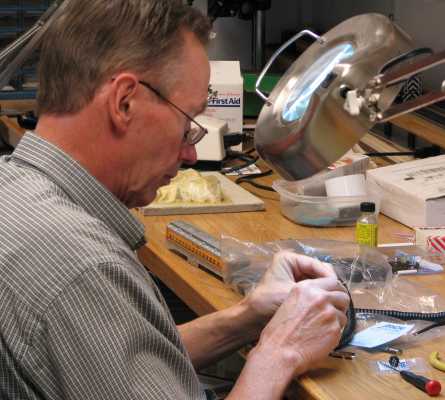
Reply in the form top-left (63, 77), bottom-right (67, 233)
top-left (272, 179), bottom-right (381, 227)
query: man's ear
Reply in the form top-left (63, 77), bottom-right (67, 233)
top-left (107, 74), bottom-right (139, 134)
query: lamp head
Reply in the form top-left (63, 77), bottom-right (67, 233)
top-left (254, 13), bottom-right (413, 180)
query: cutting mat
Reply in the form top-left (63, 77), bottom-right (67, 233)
top-left (140, 172), bottom-right (265, 216)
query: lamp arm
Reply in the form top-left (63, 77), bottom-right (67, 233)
top-left (375, 89), bottom-right (445, 122)
top-left (255, 29), bottom-right (325, 104)
top-left (345, 48), bottom-right (445, 123)
top-left (0, 0), bottom-right (68, 93)
top-left (369, 49), bottom-right (445, 89)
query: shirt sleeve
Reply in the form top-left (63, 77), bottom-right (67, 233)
top-left (28, 262), bottom-right (206, 400)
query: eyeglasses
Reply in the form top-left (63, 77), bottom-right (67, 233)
top-left (138, 80), bottom-right (208, 145)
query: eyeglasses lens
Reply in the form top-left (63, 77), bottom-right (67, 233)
top-left (186, 125), bottom-right (206, 145)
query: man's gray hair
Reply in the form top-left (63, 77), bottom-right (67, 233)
top-left (37, 0), bottom-right (211, 115)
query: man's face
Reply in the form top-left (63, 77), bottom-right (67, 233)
top-left (125, 31), bottom-right (210, 208)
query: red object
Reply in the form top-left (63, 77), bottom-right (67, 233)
top-left (425, 380), bottom-right (442, 396)
top-left (428, 236), bottom-right (445, 253)
top-left (400, 370), bottom-right (441, 396)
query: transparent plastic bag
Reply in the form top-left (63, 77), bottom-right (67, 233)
top-left (221, 237), bottom-right (392, 296)
top-left (220, 237), bottom-right (445, 345)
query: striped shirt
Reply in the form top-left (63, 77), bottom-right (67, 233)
top-left (0, 132), bottom-right (206, 400)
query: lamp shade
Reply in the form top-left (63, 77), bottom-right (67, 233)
top-left (254, 14), bottom-right (414, 180)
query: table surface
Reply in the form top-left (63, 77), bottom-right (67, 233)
top-left (134, 173), bottom-right (445, 400)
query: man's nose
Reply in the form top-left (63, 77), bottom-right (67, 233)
top-left (180, 143), bottom-right (198, 165)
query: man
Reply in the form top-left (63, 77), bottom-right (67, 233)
top-left (0, 1), bottom-right (349, 399)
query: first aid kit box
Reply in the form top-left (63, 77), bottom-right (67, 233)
top-left (204, 61), bottom-right (243, 135)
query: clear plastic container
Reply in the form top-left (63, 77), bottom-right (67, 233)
top-left (272, 179), bottom-right (381, 227)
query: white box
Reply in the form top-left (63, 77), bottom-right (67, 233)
top-left (366, 155), bottom-right (445, 228)
top-left (194, 115), bottom-right (227, 162)
top-left (204, 61), bottom-right (243, 135)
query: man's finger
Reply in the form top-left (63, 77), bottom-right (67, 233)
top-left (284, 253), bottom-right (337, 280)
top-left (296, 277), bottom-right (350, 313)
top-left (326, 291), bottom-right (350, 314)
top-left (299, 276), bottom-right (342, 291)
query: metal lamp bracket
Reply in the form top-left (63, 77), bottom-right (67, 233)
top-left (349, 48), bottom-right (445, 122)
top-left (255, 29), bottom-right (325, 105)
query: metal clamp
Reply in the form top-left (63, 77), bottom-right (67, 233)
top-left (255, 29), bottom-right (325, 104)
top-left (351, 48), bottom-right (445, 122)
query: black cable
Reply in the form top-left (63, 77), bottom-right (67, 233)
top-left (235, 170), bottom-right (275, 192)
top-left (365, 146), bottom-right (441, 159)
top-left (222, 156), bottom-right (259, 174)
top-left (414, 321), bottom-right (445, 335)
top-left (380, 47), bottom-right (433, 74)
top-left (223, 132), bottom-right (246, 149)
top-left (380, 47), bottom-right (434, 88)
top-left (236, 178), bottom-right (275, 192)
top-left (355, 308), bottom-right (445, 336)
top-left (338, 301), bottom-right (445, 347)
top-left (221, 150), bottom-right (259, 174)
top-left (355, 308), bottom-right (445, 321)
top-left (336, 281), bottom-right (356, 350)
top-left (225, 149), bottom-right (255, 161)
top-left (365, 151), bottom-right (414, 157)
top-left (235, 170), bottom-right (273, 180)
top-left (198, 372), bottom-right (235, 384)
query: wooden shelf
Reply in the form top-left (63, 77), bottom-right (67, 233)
top-left (391, 112), bottom-right (445, 149)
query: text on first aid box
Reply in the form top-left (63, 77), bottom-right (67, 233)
top-left (204, 61), bottom-right (243, 135)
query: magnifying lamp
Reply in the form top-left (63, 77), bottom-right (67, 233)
top-left (254, 13), bottom-right (444, 181)
top-left (0, 0), bottom-right (67, 118)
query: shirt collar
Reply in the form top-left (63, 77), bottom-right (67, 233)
top-left (11, 132), bottom-right (146, 250)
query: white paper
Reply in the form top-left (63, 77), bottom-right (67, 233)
top-left (350, 322), bottom-right (414, 348)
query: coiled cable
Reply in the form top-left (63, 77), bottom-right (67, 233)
top-left (354, 308), bottom-right (445, 322)
top-left (354, 308), bottom-right (445, 335)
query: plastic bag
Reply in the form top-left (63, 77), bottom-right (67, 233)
top-left (220, 237), bottom-right (445, 344)
top-left (221, 237), bottom-right (392, 296)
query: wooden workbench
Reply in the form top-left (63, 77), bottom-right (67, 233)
top-left (134, 172), bottom-right (445, 400)
top-left (2, 100), bottom-right (444, 398)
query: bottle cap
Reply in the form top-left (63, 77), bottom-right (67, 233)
top-left (360, 202), bottom-right (375, 212)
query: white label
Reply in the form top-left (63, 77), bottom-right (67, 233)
top-left (350, 322), bottom-right (414, 348)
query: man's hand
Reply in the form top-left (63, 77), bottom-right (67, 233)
top-left (244, 250), bottom-right (339, 327)
top-left (226, 252), bottom-right (349, 398)
top-left (252, 276), bottom-right (349, 376)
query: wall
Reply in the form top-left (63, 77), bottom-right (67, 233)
top-left (192, 0), bottom-right (300, 70)
top-left (298, 0), bottom-right (445, 90)
top-left (196, 1), bottom-right (445, 89)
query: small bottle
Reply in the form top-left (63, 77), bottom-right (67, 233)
top-left (356, 202), bottom-right (378, 247)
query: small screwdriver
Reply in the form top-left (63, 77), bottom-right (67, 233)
top-left (387, 356), bottom-right (441, 397)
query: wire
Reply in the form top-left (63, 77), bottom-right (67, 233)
top-left (235, 170), bottom-right (275, 191)
top-left (365, 146), bottom-right (441, 159)
top-left (198, 372), bottom-right (235, 384)
top-left (380, 47), bottom-right (433, 74)
top-left (355, 308), bottom-right (445, 321)
top-left (221, 150), bottom-right (259, 174)
top-left (336, 281), bottom-right (356, 349)
top-left (414, 321), bottom-right (445, 335)
top-left (223, 132), bottom-right (246, 149)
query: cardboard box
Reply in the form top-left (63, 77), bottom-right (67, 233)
top-left (204, 61), bottom-right (243, 135)
top-left (366, 155), bottom-right (445, 228)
